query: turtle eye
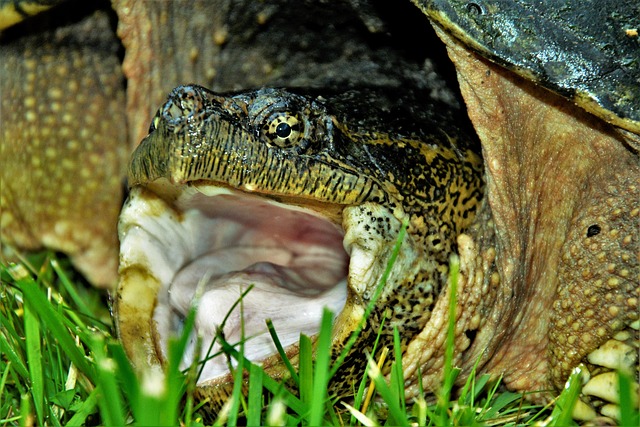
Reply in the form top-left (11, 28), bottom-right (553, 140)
top-left (263, 113), bottom-right (303, 148)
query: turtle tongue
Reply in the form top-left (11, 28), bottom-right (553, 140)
top-left (177, 267), bottom-right (347, 380)
top-left (169, 245), bottom-right (346, 314)
top-left (169, 260), bottom-right (346, 378)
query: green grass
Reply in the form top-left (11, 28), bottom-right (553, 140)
top-left (1, 247), bottom-right (634, 426)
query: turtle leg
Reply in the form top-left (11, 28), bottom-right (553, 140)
top-left (0, 6), bottom-right (128, 287)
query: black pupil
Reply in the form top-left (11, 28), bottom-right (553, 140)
top-left (275, 122), bottom-right (292, 138)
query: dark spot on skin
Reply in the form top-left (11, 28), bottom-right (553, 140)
top-left (586, 224), bottom-right (601, 237)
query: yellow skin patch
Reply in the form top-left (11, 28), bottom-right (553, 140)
top-left (0, 0), bottom-right (55, 30)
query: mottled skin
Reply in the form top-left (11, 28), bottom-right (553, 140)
top-left (413, 31), bottom-right (639, 416)
top-left (1, 8), bottom-right (127, 285)
top-left (1, 0), bottom-right (638, 420)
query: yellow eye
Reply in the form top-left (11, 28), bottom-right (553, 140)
top-left (264, 114), bottom-right (302, 147)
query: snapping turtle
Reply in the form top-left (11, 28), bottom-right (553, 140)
top-left (1, 0), bottom-right (638, 422)
top-left (118, 0), bottom-right (639, 420)
top-left (0, 0), bottom-right (445, 286)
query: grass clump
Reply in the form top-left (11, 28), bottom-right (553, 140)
top-left (2, 237), bottom-right (629, 425)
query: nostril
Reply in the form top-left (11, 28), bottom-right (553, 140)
top-left (178, 87), bottom-right (203, 113)
top-left (158, 85), bottom-right (211, 133)
top-left (163, 99), bottom-right (184, 121)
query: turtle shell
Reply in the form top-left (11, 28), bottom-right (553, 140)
top-left (412, 0), bottom-right (640, 134)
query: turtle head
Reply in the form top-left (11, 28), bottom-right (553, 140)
top-left (116, 84), bottom-right (483, 411)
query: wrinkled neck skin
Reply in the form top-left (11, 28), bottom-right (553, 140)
top-left (430, 29), bottom-right (639, 397)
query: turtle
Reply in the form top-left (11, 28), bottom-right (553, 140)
top-left (112, 0), bottom-right (640, 420)
top-left (1, 0), bottom-right (638, 423)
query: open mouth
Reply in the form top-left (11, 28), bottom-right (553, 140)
top-left (118, 181), bottom-right (350, 383)
top-left (115, 85), bottom-right (456, 394)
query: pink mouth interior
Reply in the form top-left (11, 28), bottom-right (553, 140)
top-left (153, 189), bottom-right (349, 381)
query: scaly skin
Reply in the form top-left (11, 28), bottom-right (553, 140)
top-left (431, 29), bottom-right (639, 415)
top-left (1, 0), bottom-right (443, 286)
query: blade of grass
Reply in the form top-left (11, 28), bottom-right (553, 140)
top-left (162, 304), bottom-right (198, 424)
top-left (15, 275), bottom-right (94, 379)
top-left (134, 300), bottom-right (199, 425)
top-left (0, 360), bottom-right (11, 401)
top-left (0, 292), bottom-right (28, 358)
top-left (360, 346), bottom-right (388, 416)
top-left (330, 218), bottom-right (409, 379)
top-left (617, 371), bottom-right (638, 427)
top-left (298, 333), bottom-right (313, 406)
top-left (365, 357), bottom-right (408, 426)
top-left (136, 367), bottom-right (171, 426)
top-left (480, 389), bottom-right (524, 421)
top-left (308, 308), bottom-right (334, 426)
top-left (0, 327), bottom-right (29, 380)
top-left (218, 337), bottom-right (307, 415)
top-left (549, 366), bottom-right (582, 426)
top-left (392, 326), bottom-right (405, 413)
top-left (182, 326), bottom-right (207, 426)
top-left (49, 260), bottom-right (93, 319)
top-left (19, 393), bottom-right (31, 427)
top-left (197, 284), bottom-right (253, 382)
top-left (226, 293), bottom-right (248, 426)
top-left (266, 396), bottom-right (287, 426)
top-left (342, 401), bottom-right (378, 427)
top-left (266, 319), bottom-right (300, 386)
top-left (65, 387), bottom-right (99, 426)
top-left (23, 288), bottom-right (44, 426)
top-left (246, 362), bottom-right (264, 425)
top-left (351, 310), bottom-right (387, 424)
top-left (325, 398), bottom-right (342, 427)
top-left (413, 396), bottom-right (427, 427)
top-left (90, 335), bottom-right (125, 426)
top-left (108, 342), bottom-right (141, 407)
top-left (436, 255), bottom-right (460, 426)
top-left (443, 255), bottom-right (459, 390)
top-left (457, 355), bottom-right (484, 406)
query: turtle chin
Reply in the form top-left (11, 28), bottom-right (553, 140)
top-left (116, 179), bottom-right (388, 387)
